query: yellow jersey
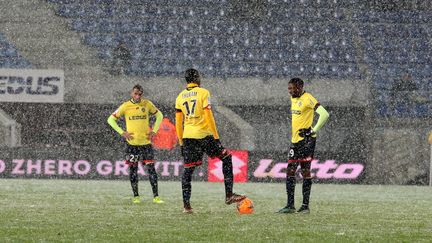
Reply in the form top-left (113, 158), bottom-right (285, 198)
top-left (291, 92), bottom-right (319, 143)
top-left (112, 99), bottom-right (159, 145)
top-left (175, 84), bottom-right (213, 139)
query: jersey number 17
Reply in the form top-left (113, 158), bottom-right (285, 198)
top-left (182, 99), bottom-right (197, 116)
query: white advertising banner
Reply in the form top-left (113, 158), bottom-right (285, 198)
top-left (0, 68), bottom-right (64, 103)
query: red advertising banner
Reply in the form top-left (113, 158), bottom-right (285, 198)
top-left (208, 150), bottom-right (248, 183)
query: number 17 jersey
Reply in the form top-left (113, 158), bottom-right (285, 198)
top-left (175, 84), bottom-right (213, 139)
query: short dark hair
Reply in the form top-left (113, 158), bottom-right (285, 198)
top-left (185, 68), bottom-right (200, 83)
top-left (289, 78), bottom-right (304, 87)
top-left (132, 84), bottom-right (143, 93)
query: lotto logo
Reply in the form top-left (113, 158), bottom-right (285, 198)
top-left (208, 150), bottom-right (248, 183)
top-left (253, 159), bottom-right (364, 179)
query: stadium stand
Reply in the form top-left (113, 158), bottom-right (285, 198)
top-left (352, 10), bottom-right (431, 118)
top-left (48, 0), bottom-right (362, 79)
top-left (0, 32), bottom-right (30, 147)
top-left (0, 0), bottom-right (430, 184)
top-left (0, 0), bottom-right (410, 153)
top-left (0, 33), bottom-right (32, 68)
top-left (45, 0), bottom-right (431, 118)
top-left (2, 0), bottom-right (430, 147)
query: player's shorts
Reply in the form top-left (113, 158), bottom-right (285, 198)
top-left (124, 144), bottom-right (154, 166)
top-left (288, 137), bottom-right (316, 163)
top-left (182, 136), bottom-right (227, 167)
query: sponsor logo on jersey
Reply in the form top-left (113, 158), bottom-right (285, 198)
top-left (128, 115), bottom-right (147, 120)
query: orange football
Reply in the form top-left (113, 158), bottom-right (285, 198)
top-left (236, 198), bottom-right (254, 214)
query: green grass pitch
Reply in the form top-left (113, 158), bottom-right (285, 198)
top-left (1, 179), bottom-right (432, 242)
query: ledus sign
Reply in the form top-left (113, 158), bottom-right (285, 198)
top-left (0, 68), bottom-right (64, 103)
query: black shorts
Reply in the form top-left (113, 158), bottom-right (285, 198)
top-left (288, 137), bottom-right (316, 163)
top-left (182, 136), bottom-right (227, 167)
top-left (124, 144), bottom-right (154, 166)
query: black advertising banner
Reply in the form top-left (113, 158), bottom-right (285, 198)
top-left (1, 147), bottom-right (364, 183)
top-left (0, 147), bottom-right (206, 181)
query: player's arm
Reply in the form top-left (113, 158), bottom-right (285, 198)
top-left (202, 90), bottom-right (220, 139)
top-left (175, 109), bottom-right (184, 146)
top-left (204, 108), bottom-right (220, 140)
top-left (107, 115), bottom-right (124, 135)
top-left (312, 105), bottom-right (330, 133)
top-left (107, 115), bottom-right (133, 140)
top-left (151, 110), bottom-right (163, 134)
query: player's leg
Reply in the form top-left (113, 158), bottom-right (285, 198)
top-left (129, 165), bottom-right (139, 202)
top-left (147, 163), bottom-right (165, 203)
top-left (182, 166), bottom-right (195, 213)
top-left (287, 162), bottom-right (298, 208)
top-left (147, 163), bottom-right (158, 197)
top-left (125, 145), bottom-right (140, 203)
top-left (298, 137), bottom-right (316, 213)
top-left (278, 161), bottom-right (298, 213)
top-left (141, 145), bottom-right (164, 203)
top-left (298, 162), bottom-right (312, 213)
top-left (204, 136), bottom-right (245, 204)
top-left (278, 144), bottom-right (299, 213)
top-left (181, 139), bottom-right (203, 213)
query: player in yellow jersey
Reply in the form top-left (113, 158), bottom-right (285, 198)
top-left (278, 78), bottom-right (330, 214)
top-left (107, 84), bottom-right (164, 204)
top-left (175, 69), bottom-right (246, 213)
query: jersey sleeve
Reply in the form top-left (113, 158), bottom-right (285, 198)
top-left (112, 103), bottom-right (125, 118)
top-left (148, 100), bottom-right (158, 115)
top-left (202, 90), bottom-right (211, 109)
top-left (175, 95), bottom-right (182, 111)
top-left (306, 93), bottom-right (320, 110)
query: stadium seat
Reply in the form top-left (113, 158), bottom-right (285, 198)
top-left (0, 33), bottom-right (32, 68)
top-left (49, 0), bottom-right (364, 80)
top-left (354, 7), bottom-right (431, 116)
top-left (47, 0), bottom-right (430, 117)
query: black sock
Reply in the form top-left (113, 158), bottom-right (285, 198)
top-left (221, 154), bottom-right (233, 198)
top-left (286, 176), bottom-right (296, 208)
top-left (182, 167), bottom-right (195, 208)
top-left (147, 164), bottom-right (158, 197)
top-left (302, 178), bottom-right (312, 206)
top-left (129, 166), bottom-right (139, 197)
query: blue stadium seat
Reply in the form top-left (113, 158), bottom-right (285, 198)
top-left (352, 8), bottom-right (432, 117)
top-left (0, 33), bottom-right (32, 68)
top-left (415, 104), bottom-right (429, 117)
top-left (47, 0), bottom-right (432, 118)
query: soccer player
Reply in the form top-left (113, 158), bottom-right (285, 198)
top-left (175, 68), bottom-right (246, 213)
top-left (278, 78), bottom-right (330, 214)
top-left (107, 84), bottom-right (165, 204)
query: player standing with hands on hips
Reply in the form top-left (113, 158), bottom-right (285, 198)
top-left (175, 68), bottom-right (246, 214)
top-left (278, 78), bottom-right (329, 214)
top-left (107, 84), bottom-right (165, 204)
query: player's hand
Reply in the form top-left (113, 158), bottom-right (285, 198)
top-left (122, 131), bottom-right (134, 140)
top-left (298, 128), bottom-right (315, 138)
